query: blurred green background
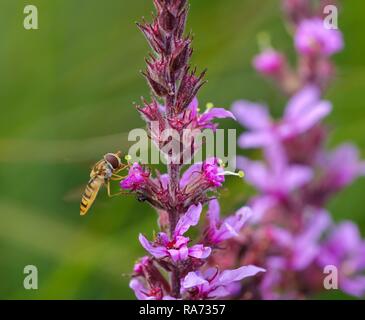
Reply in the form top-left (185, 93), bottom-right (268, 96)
top-left (0, 0), bottom-right (364, 299)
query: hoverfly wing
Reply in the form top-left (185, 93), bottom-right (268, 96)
top-left (63, 185), bottom-right (85, 203)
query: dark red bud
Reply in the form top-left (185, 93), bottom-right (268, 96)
top-left (158, 8), bottom-right (176, 33)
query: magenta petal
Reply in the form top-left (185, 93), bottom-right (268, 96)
top-left (180, 163), bottom-right (202, 189)
top-left (292, 244), bottom-right (318, 270)
top-left (175, 203), bottom-right (202, 236)
top-left (250, 195), bottom-right (278, 223)
top-left (284, 165), bottom-right (313, 191)
top-left (293, 101), bottom-right (332, 134)
top-left (189, 244), bottom-right (212, 259)
top-left (169, 246), bottom-right (189, 262)
top-left (138, 234), bottom-right (167, 259)
top-left (207, 199), bottom-right (220, 227)
top-left (159, 174), bottom-right (170, 190)
top-left (174, 235), bottom-right (189, 248)
top-left (341, 276), bottom-right (365, 297)
top-left (199, 108), bottom-right (236, 124)
top-left (238, 157), bottom-right (270, 191)
top-left (168, 249), bottom-right (180, 262)
top-left (238, 131), bottom-right (273, 149)
top-left (182, 272), bottom-right (208, 289)
top-left (301, 210), bottom-right (331, 243)
top-left (215, 207), bottom-right (252, 242)
top-left (285, 86), bottom-right (320, 119)
top-left (295, 18), bottom-right (343, 56)
top-left (188, 97), bottom-right (199, 117)
top-left (219, 265), bottom-right (266, 285)
top-left (207, 286), bottom-right (231, 299)
top-left (328, 221), bottom-right (362, 255)
top-left (326, 144), bottom-right (364, 187)
top-left (225, 206), bottom-right (252, 230)
top-left (270, 227), bottom-right (293, 247)
top-left (253, 50), bottom-right (284, 75)
top-left (231, 100), bottom-right (272, 130)
top-left (129, 279), bottom-right (148, 300)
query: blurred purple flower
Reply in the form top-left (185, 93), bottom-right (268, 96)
top-left (295, 18), bottom-right (344, 56)
top-left (259, 257), bottom-right (288, 300)
top-left (318, 221), bottom-right (365, 297)
top-left (237, 154), bottom-right (313, 199)
top-left (205, 199), bottom-right (252, 244)
top-left (269, 210), bottom-right (331, 270)
top-left (181, 265), bottom-right (265, 299)
top-left (320, 144), bottom-right (365, 190)
top-left (253, 49), bottom-right (285, 75)
top-left (139, 204), bottom-right (211, 262)
top-left (232, 86), bottom-right (332, 149)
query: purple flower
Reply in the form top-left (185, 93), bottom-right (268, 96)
top-left (169, 98), bottom-right (236, 131)
top-left (248, 195), bottom-right (279, 223)
top-left (295, 18), bottom-right (344, 56)
top-left (320, 144), bottom-right (365, 190)
top-left (259, 257), bottom-right (288, 300)
top-left (190, 98), bottom-right (236, 130)
top-left (133, 256), bottom-right (150, 275)
top-left (201, 158), bottom-right (226, 187)
top-left (269, 210), bottom-right (331, 270)
top-left (139, 204), bottom-right (211, 262)
top-left (130, 278), bottom-right (175, 300)
top-left (120, 163), bottom-right (150, 191)
top-left (253, 49), bottom-right (285, 75)
top-left (180, 157), bottom-right (226, 189)
top-left (232, 86), bottom-right (332, 149)
top-left (237, 153), bottom-right (313, 199)
top-left (181, 265), bottom-right (265, 299)
top-left (205, 199), bottom-right (252, 244)
top-left (317, 222), bottom-right (365, 297)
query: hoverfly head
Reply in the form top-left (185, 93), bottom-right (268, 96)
top-left (104, 152), bottom-right (122, 170)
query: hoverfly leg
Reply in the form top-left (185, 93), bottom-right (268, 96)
top-left (111, 174), bottom-right (126, 181)
top-left (106, 181), bottom-right (129, 197)
top-left (114, 164), bottom-right (130, 175)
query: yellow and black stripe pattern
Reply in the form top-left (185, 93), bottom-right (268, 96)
top-left (80, 176), bottom-right (103, 216)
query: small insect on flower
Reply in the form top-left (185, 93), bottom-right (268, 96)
top-left (80, 151), bottom-right (129, 216)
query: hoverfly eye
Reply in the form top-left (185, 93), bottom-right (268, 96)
top-left (105, 154), bottom-right (120, 169)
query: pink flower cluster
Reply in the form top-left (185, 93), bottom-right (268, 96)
top-left (253, 1), bottom-right (343, 94)
top-left (213, 0), bottom-right (365, 299)
top-left (122, 0), bottom-right (264, 300)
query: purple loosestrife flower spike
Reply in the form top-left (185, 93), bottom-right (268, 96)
top-left (126, 0), bottom-right (259, 300)
top-left (221, 0), bottom-right (365, 299)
